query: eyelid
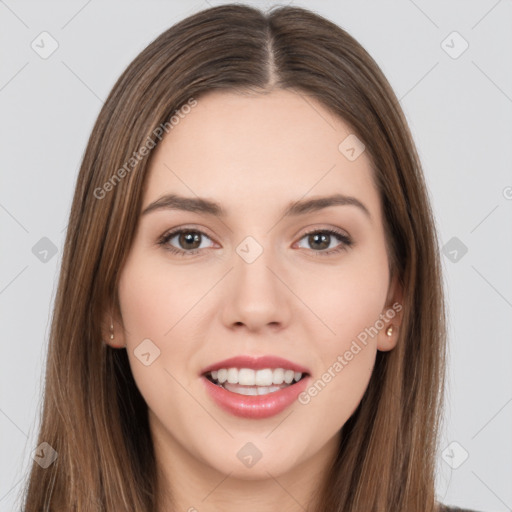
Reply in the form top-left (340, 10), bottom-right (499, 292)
top-left (296, 224), bottom-right (350, 240)
top-left (159, 224), bottom-right (217, 240)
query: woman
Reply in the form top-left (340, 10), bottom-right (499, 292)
top-left (22, 4), bottom-right (478, 511)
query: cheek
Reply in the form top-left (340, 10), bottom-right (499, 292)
top-left (297, 245), bottom-right (390, 344)
top-left (297, 326), bottom-right (378, 441)
top-left (117, 253), bottom-right (207, 392)
top-left (118, 253), bottom-right (205, 341)
top-left (291, 244), bottom-right (387, 431)
top-left (117, 257), bottom-right (204, 425)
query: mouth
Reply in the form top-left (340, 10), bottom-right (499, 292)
top-left (200, 355), bottom-right (312, 417)
top-left (203, 367), bottom-right (309, 396)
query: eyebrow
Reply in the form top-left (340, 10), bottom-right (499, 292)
top-left (141, 193), bottom-right (371, 221)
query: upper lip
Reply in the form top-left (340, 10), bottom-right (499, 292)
top-left (201, 355), bottom-right (311, 376)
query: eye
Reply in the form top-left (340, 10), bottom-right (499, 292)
top-left (295, 228), bottom-right (353, 256)
top-left (158, 228), bottom-right (216, 256)
top-left (158, 226), bottom-right (353, 257)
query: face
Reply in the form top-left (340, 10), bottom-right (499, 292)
top-left (108, 89), bottom-right (401, 484)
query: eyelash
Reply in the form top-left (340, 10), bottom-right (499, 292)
top-left (157, 226), bottom-right (353, 258)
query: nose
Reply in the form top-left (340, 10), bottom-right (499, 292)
top-left (220, 242), bottom-right (292, 333)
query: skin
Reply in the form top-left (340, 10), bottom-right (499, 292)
top-left (104, 89), bottom-right (402, 512)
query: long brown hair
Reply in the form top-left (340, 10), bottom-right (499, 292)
top-left (22, 4), bottom-right (446, 511)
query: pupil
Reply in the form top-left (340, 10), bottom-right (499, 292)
top-left (310, 233), bottom-right (329, 250)
top-left (180, 232), bottom-right (200, 249)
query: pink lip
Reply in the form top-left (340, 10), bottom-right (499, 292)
top-left (201, 374), bottom-right (311, 419)
top-left (200, 355), bottom-right (311, 375)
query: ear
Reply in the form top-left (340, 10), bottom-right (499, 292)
top-left (377, 271), bottom-right (403, 352)
top-left (101, 308), bottom-right (126, 349)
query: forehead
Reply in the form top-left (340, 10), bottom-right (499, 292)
top-left (143, 89), bottom-right (380, 219)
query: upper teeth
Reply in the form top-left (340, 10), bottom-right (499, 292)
top-left (210, 368), bottom-right (303, 386)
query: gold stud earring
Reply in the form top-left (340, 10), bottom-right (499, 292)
top-left (109, 317), bottom-right (114, 341)
top-left (385, 325), bottom-right (394, 337)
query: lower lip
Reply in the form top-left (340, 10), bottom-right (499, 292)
top-left (201, 375), bottom-right (310, 419)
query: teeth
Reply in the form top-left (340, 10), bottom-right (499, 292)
top-left (255, 369), bottom-right (273, 386)
top-left (258, 385), bottom-right (281, 395)
top-left (239, 368), bottom-right (256, 386)
top-left (273, 368), bottom-right (284, 385)
top-left (284, 370), bottom-right (294, 384)
top-left (227, 368), bottom-right (238, 384)
top-left (207, 367), bottom-right (304, 386)
top-left (223, 383), bottom-right (284, 396)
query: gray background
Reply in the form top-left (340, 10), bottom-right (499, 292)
top-left (1, 1), bottom-right (511, 510)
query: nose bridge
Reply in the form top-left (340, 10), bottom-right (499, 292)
top-left (234, 233), bottom-right (279, 296)
top-left (222, 233), bottom-right (290, 329)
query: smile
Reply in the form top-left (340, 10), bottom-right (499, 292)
top-left (202, 371), bottom-right (310, 419)
top-left (205, 367), bottom-right (306, 396)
